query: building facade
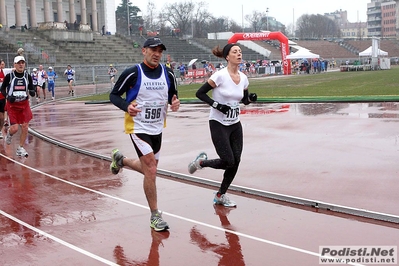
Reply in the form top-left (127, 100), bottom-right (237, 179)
top-left (0, 0), bottom-right (116, 34)
top-left (341, 22), bottom-right (368, 39)
top-left (367, 0), bottom-right (398, 38)
top-left (381, 0), bottom-right (396, 37)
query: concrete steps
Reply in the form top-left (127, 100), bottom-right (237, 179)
top-left (0, 29), bottom-right (143, 67)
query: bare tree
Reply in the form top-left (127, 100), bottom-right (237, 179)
top-left (144, 1), bottom-right (157, 33)
top-left (163, 1), bottom-right (195, 36)
top-left (191, 2), bottom-right (212, 38)
top-left (297, 14), bottom-right (340, 39)
top-left (245, 11), bottom-right (266, 32)
top-left (228, 20), bottom-right (243, 33)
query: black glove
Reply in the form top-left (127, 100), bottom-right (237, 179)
top-left (215, 103), bottom-right (231, 114)
top-left (29, 89), bottom-right (36, 97)
top-left (7, 95), bottom-right (16, 103)
top-left (249, 93), bottom-right (258, 102)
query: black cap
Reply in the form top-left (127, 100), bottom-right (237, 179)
top-left (143, 37), bottom-right (166, 51)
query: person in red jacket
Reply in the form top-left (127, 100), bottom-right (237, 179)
top-left (0, 59), bottom-right (13, 139)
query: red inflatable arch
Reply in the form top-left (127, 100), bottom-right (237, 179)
top-left (228, 32), bottom-right (291, 75)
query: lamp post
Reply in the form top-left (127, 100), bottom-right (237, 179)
top-left (127, 0), bottom-right (130, 36)
top-left (266, 7), bottom-right (269, 31)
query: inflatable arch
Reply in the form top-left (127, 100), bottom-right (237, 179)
top-left (228, 32), bottom-right (291, 75)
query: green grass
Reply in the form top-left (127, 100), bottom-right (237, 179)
top-left (79, 66), bottom-right (399, 103)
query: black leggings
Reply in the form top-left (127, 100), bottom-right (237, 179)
top-left (202, 120), bottom-right (243, 195)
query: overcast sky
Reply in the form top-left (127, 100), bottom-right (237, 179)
top-left (116, 0), bottom-right (370, 26)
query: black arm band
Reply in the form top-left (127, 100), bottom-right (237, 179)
top-left (196, 82), bottom-right (215, 106)
top-left (241, 89), bottom-right (250, 105)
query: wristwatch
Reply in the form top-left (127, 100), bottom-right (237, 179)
top-left (212, 101), bottom-right (218, 108)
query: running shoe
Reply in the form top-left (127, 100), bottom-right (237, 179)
top-left (3, 119), bottom-right (9, 127)
top-left (213, 193), bottom-right (237, 207)
top-left (68, 90), bottom-right (71, 95)
top-left (110, 148), bottom-right (124, 175)
top-left (5, 129), bottom-right (12, 145)
top-left (150, 212), bottom-right (169, 231)
top-left (71, 90), bottom-right (75, 96)
top-left (188, 152), bottom-right (207, 174)
top-left (16, 146), bottom-right (28, 157)
top-left (0, 132), bottom-right (3, 139)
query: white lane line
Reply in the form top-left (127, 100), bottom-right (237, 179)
top-left (0, 209), bottom-right (118, 266)
top-left (0, 154), bottom-right (364, 266)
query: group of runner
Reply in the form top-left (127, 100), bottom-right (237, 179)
top-left (31, 64), bottom-right (76, 102)
top-left (109, 37), bottom-right (257, 232)
top-left (1, 38), bottom-right (257, 233)
top-left (0, 49), bottom-right (76, 157)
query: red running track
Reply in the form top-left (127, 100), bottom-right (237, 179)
top-left (1, 99), bottom-right (399, 266)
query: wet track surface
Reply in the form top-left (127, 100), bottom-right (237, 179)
top-left (1, 97), bottom-right (399, 265)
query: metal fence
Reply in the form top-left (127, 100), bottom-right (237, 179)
top-left (0, 56), bottom-right (394, 92)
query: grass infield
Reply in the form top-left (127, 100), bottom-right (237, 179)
top-left (80, 66), bottom-right (399, 103)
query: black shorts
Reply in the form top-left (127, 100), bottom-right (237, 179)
top-left (38, 83), bottom-right (46, 90)
top-left (0, 99), bottom-right (5, 113)
top-left (130, 133), bottom-right (162, 158)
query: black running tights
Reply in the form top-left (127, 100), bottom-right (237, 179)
top-left (202, 120), bottom-right (243, 195)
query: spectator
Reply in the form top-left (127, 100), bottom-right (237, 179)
top-left (139, 25), bottom-right (143, 36)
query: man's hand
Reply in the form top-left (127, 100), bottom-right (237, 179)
top-left (170, 95), bottom-right (180, 112)
top-left (7, 95), bottom-right (16, 103)
top-left (127, 102), bottom-right (141, 117)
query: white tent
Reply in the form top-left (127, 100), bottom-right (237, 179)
top-left (359, 46), bottom-right (388, 57)
top-left (286, 48), bottom-right (320, 59)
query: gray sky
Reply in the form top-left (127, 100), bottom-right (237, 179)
top-left (117, 0), bottom-right (370, 26)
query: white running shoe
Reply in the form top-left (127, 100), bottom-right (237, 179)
top-left (16, 146), bottom-right (29, 157)
top-left (188, 152), bottom-right (207, 174)
top-left (213, 193), bottom-right (237, 207)
top-left (0, 132), bottom-right (3, 139)
top-left (6, 129), bottom-right (12, 145)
